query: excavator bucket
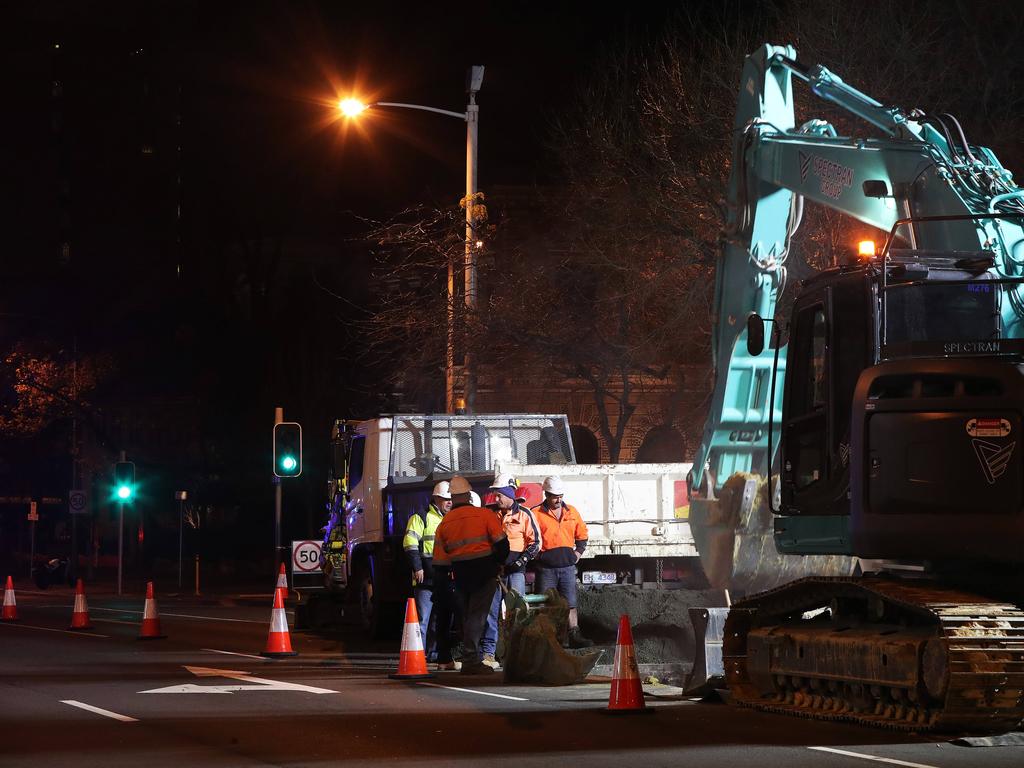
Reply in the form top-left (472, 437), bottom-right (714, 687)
top-left (690, 473), bottom-right (856, 595)
top-left (500, 588), bottom-right (601, 685)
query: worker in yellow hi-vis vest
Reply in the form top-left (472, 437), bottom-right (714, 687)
top-left (403, 480), bottom-right (452, 662)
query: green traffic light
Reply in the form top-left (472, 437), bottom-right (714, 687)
top-left (117, 485), bottom-right (132, 500)
top-left (281, 455), bottom-right (297, 472)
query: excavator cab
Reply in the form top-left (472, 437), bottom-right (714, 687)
top-left (773, 228), bottom-right (1024, 565)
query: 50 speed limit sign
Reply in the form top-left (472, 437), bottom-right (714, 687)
top-left (291, 540), bottom-right (323, 575)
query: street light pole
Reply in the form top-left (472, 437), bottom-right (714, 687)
top-left (342, 66), bottom-right (484, 413)
top-left (463, 67), bottom-right (483, 413)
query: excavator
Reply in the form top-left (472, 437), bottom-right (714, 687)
top-left (687, 44), bottom-right (1024, 731)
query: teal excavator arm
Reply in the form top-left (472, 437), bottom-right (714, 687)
top-left (690, 44), bottom-right (1024, 495)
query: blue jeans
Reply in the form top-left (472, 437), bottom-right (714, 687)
top-left (482, 572), bottom-right (527, 656)
top-left (414, 586), bottom-right (435, 660)
top-left (482, 587), bottom-right (499, 656)
top-left (536, 565), bottom-right (578, 608)
top-left (506, 570), bottom-right (526, 596)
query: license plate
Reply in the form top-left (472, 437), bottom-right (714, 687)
top-left (582, 571), bottom-right (616, 584)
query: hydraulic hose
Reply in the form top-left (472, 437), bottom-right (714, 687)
top-left (940, 113), bottom-right (980, 165)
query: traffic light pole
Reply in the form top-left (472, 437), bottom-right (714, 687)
top-left (274, 407), bottom-right (283, 568)
top-left (117, 449), bottom-right (126, 596)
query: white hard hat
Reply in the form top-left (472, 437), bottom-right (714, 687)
top-left (469, 491), bottom-right (482, 507)
top-left (449, 475), bottom-right (472, 495)
top-left (542, 475), bottom-right (565, 495)
top-left (489, 472), bottom-right (516, 490)
top-left (431, 481), bottom-right (451, 500)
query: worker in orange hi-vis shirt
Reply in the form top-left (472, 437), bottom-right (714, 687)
top-left (532, 475), bottom-right (593, 649)
top-left (434, 476), bottom-right (509, 675)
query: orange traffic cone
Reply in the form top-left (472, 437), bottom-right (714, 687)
top-left (2, 576), bottom-right (17, 621)
top-left (388, 597), bottom-right (434, 680)
top-left (137, 581), bottom-right (166, 639)
top-left (606, 614), bottom-right (652, 714)
top-left (69, 578), bottom-right (93, 630)
top-left (275, 563), bottom-right (288, 592)
top-left (261, 587), bottom-right (297, 657)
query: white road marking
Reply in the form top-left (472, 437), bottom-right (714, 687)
top-left (0, 622), bottom-right (109, 638)
top-left (202, 647), bottom-right (268, 660)
top-left (91, 618), bottom-right (138, 626)
top-left (807, 746), bottom-right (939, 768)
top-left (60, 700), bottom-right (138, 722)
top-left (417, 682), bottom-right (528, 701)
top-left (84, 606), bottom-right (289, 623)
top-left (139, 665), bottom-right (337, 694)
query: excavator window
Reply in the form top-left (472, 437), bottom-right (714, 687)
top-left (810, 311), bottom-right (828, 410)
top-left (784, 301), bottom-right (829, 492)
top-left (790, 304), bottom-right (828, 418)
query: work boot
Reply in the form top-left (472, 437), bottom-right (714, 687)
top-left (567, 627), bottom-right (594, 648)
top-left (461, 660), bottom-right (496, 675)
top-left (436, 661), bottom-right (461, 671)
top-left (482, 653), bottom-right (501, 669)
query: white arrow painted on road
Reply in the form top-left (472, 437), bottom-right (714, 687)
top-left (139, 666), bottom-right (337, 694)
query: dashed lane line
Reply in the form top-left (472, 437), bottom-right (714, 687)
top-left (0, 622), bottom-right (109, 638)
top-left (201, 648), bottom-right (269, 660)
top-left (43, 605), bottom-right (292, 623)
top-left (60, 700), bottom-right (138, 722)
top-left (807, 746), bottom-right (940, 768)
top-left (417, 682), bottom-right (529, 701)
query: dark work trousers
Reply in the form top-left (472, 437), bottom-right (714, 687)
top-left (432, 568), bottom-right (458, 664)
top-left (457, 578), bottom-right (499, 665)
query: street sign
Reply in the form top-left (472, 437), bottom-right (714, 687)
top-left (68, 489), bottom-right (89, 515)
top-left (139, 666), bottom-right (336, 695)
top-left (291, 540), bottom-right (322, 574)
top-left (27, 501), bottom-right (38, 522)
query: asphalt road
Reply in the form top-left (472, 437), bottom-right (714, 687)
top-left (1, 583), bottom-right (1022, 767)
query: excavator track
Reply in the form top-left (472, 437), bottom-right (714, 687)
top-left (723, 577), bottom-right (1024, 732)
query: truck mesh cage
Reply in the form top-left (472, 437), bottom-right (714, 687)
top-left (389, 414), bottom-right (574, 484)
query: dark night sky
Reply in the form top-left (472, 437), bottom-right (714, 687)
top-left (0, 2), bottom-right (691, 537)
top-left (8, 2), bottom-right (684, 244)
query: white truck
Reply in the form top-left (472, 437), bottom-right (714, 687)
top-left (301, 413), bottom-right (699, 636)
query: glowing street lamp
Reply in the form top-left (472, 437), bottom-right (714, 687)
top-left (339, 98), bottom-right (367, 117)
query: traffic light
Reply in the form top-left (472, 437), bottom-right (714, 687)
top-left (114, 461), bottom-right (136, 502)
top-left (273, 422), bottom-right (302, 477)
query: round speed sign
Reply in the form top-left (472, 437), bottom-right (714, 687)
top-left (291, 540), bottom-right (323, 573)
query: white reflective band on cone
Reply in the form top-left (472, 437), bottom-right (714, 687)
top-left (401, 620), bottom-right (424, 652)
top-left (270, 608), bottom-right (289, 634)
top-left (612, 642), bottom-right (639, 681)
top-left (3, 591), bottom-right (14, 607)
top-left (143, 599), bottom-right (157, 620)
top-left (74, 593), bottom-right (88, 613)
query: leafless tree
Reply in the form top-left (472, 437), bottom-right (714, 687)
top-left (353, 0), bottom-right (1024, 458)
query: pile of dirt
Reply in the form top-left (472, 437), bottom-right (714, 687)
top-left (577, 585), bottom-right (727, 664)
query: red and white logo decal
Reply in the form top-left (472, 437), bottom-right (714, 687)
top-left (966, 418), bottom-right (1011, 438)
